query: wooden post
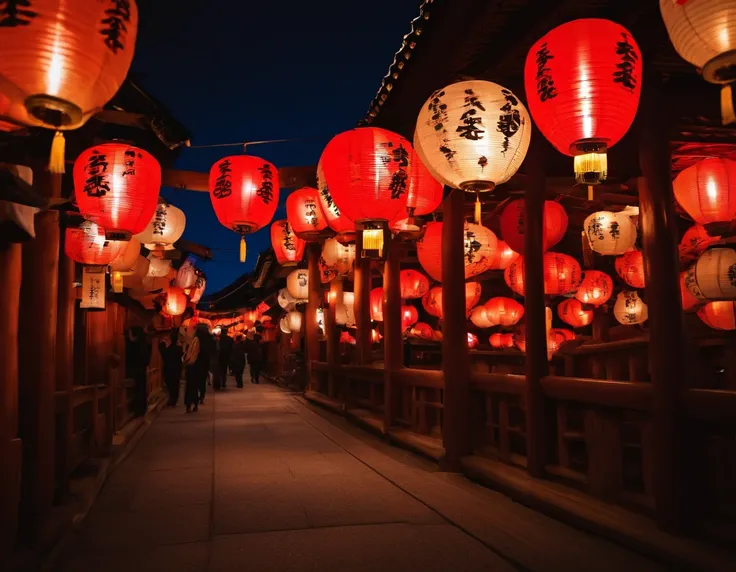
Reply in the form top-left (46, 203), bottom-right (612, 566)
top-left (353, 231), bottom-right (372, 365)
top-left (523, 138), bottom-right (549, 478)
top-left (326, 278), bottom-right (342, 399)
top-left (440, 189), bottom-right (470, 471)
top-left (0, 244), bottom-right (22, 554)
top-left (383, 242), bottom-right (402, 431)
top-left (306, 243), bottom-right (321, 391)
top-left (638, 71), bottom-right (688, 532)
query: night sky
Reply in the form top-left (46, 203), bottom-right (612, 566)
top-left (130, 1), bottom-right (421, 296)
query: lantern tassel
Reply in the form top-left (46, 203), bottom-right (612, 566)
top-left (48, 131), bottom-right (66, 174)
top-left (474, 192), bottom-right (481, 224)
top-left (587, 185), bottom-right (594, 202)
top-left (239, 236), bottom-right (246, 263)
top-left (721, 84), bottom-right (736, 126)
top-left (581, 230), bottom-right (595, 269)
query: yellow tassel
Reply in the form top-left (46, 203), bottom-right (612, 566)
top-left (721, 85), bottom-right (736, 125)
top-left (48, 131), bottom-right (66, 174)
top-left (587, 185), bottom-right (594, 202)
top-left (239, 236), bottom-right (246, 263)
top-left (474, 192), bottom-right (481, 224)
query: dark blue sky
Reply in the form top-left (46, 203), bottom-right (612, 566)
top-left (130, 1), bottom-right (420, 294)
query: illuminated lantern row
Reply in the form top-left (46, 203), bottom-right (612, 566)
top-left (470, 306), bottom-right (494, 329)
top-left (417, 221), bottom-right (498, 282)
top-left (504, 252), bottom-right (582, 296)
top-left (176, 258), bottom-right (197, 290)
top-left (136, 203), bottom-right (185, 251)
top-left (500, 199), bottom-right (568, 255)
top-left (271, 220), bottom-right (305, 266)
top-left (399, 269), bottom-right (430, 300)
top-left (679, 224), bottom-right (720, 264)
top-left (286, 311), bottom-right (303, 333)
top-left (673, 158), bottom-right (736, 234)
top-left (370, 287), bottom-right (384, 321)
top-left (415, 80), bottom-right (531, 194)
top-left (685, 247), bottom-right (736, 301)
top-left (484, 297), bottom-right (524, 327)
top-left (680, 271), bottom-right (703, 313)
top-left (110, 237), bottom-right (141, 275)
top-left (489, 240), bottom-right (520, 270)
top-left (583, 211), bottom-right (637, 255)
top-left (524, 19), bottom-right (642, 184)
top-left (316, 158), bottom-right (356, 242)
top-left (401, 305), bottom-right (419, 331)
top-left (615, 250), bottom-right (646, 289)
top-left (0, 0), bottom-right (138, 134)
top-left (286, 187), bottom-right (328, 239)
top-left (558, 298), bottom-right (594, 328)
top-left (75, 143), bottom-right (161, 237)
top-left (613, 291), bottom-right (648, 325)
top-left (209, 155), bottom-right (279, 263)
top-left (422, 283), bottom-right (480, 319)
top-left (467, 333), bottom-right (479, 349)
top-left (165, 287), bottom-right (187, 317)
top-left (490, 333), bottom-right (515, 349)
top-left (65, 221), bottom-right (124, 266)
top-left (410, 323), bottom-right (434, 340)
top-left (698, 301), bottom-right (736, 331)
top-left (287, 269), bottom-right (309, 302)
top-left (575, 270), bottom-right (613, 307)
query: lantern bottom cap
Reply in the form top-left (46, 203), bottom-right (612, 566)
top-left (336, 232), bottom-right (357, 245)
top-left (574, 151), bottom-right (608, 185)
top-left (703, 50), bottom-right (736, 84)
top-left (703, 221), bottom-right (732, 237)
top-left (294, 229), bottom-right (332, 241)
top-left (24, 94), bottom-right (83, 129)
top-left (459, 181), bottom-right (495, 192)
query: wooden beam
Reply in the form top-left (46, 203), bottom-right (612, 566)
top-left (383, 241), bottom-right (403, 430)
top-left (161, 165), bottom-right (316, 192)
top-left (173, 239), bottom-right (213, 260)
top-left (353, 234), bottom-right (373, 365)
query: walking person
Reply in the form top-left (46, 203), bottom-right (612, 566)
top-left (159, 330), bottom-right (183, 407)
top-left (183, 325), bottom-right (211, 412)
top-left (230, 335), bottom-right (247, 388)
top-left (126, 326), bottom-right (152, 417)
top-left (247, 333), bottom-right (264, 384)
top-left (210, 332), bottom-right (221, 390)
top-left (218, 329), bottom-right (234, 389)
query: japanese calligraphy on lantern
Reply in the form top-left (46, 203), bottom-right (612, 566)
top-left (101, 0), bottom-right (132, 54)
top-left (257, 163), bottom-right (274, 204)
top-left (0, 0), bottom-right (37, 27)
top-left (613, 32), bottom-right (639, 91)
top-left (122, 148), bottom-right (138, 176)
top-left (213, 159), bottom-right (233, 199)
top-left (534, 42), bottom-right (557, 101)
top-left (83, 149), bottom-right (110, 198)
top-left (152, 204), bottom-right (167, 236)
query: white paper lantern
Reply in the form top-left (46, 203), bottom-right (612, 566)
top-left (278, 287), bottom-right (296, 310)
top-left (685, 247), bottom-right (736, 301)
top-left (336, 291), bottom-right (356, 327)
top-left (469, 306), bottom-right (494, 328)
top-left (190, 276), bottom-right (206, 304)
top-left (279, 317), bottom-right (291, 334)
top-left (583, 211), bottom-right (637, 255)
top-left (287, 269), bottom-right (309, 301)
top-left (110, 237), bottom-right (141, 275)
top-left (147, 256), bottom-right (171, 278)
top-left (316, 308), bottom-right (325, 336)
top-left (414, 80), bottom-right (531, 192)
top-left (286, 310), bottom-right (303, 333)
top-left (322, 237), bottom-right (356, 275)
top-left (614, 291), bottom-right (648, 325)
top-left (136, 203), bottom-right (186, 251)
top-left (176, 259), bottom-right (197, 290)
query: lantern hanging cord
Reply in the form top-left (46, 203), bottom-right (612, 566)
top-left (187, 134), bottom-right (332, 151)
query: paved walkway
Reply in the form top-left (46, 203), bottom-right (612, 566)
top-left (52, 378), bottom-right (664, 572)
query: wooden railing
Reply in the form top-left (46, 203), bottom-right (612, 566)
top-left (393, 369), bottom-right (443, 436)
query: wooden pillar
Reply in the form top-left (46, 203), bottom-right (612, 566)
top-left (353, 231), bottom-right (372, 365)
top-left (326, 278), bottom-right (342, 399)
top-left (0, 244), bottom-right (22, 554)
top-left (440, 189), bottom-right (470, 471)
top-left (638, 71), bottom-right (688, 532)
top-left (383, 242), bottom-right (402, 430)
top-left (306, 243), bottom-right (321, 391)
top-left (18, 172), bottom-right (61, 531)
top-left (523, 139), bottom-right (549, 478)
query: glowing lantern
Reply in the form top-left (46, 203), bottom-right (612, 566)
top-left (558, 298), bottom-right (594, 328)
top-left (524, 19), bottom-right (642, 185)
top-left (287, 269), bottom-right (309, 302)
top-left (672, 158), bottom-right (736, 234)
top-left (321, 238), bottom-right (355, 276)
top-left (401, 305), bottom-right (419, 330)
top-left (575, 270), bottom-right (613, 307)
top-left (414, 80), bottom-right (531, 194)
top-left (503, 333), bottom-right (516, 349)
top-left (147, 257), bottom-right (172, 278)
top-left (467, 333), bottom-right (479, 349)
top-left (64, 221), bottom-right (124, 266)
top-left (613, 291), bottom-right (648, 325)
top-left (176, 259), bottom-right (197, 290)
top-left (286, 187), bottom-right (329, 239)
top-left (432, 330), bottom-right (443, 342)
top-left (484, 297), bottom-right (524, 326)
top-left (371, 329), bottom-right (383, 343)
top-left (340, 331), bottom-right (357, 345)
top-left (417, 221), bottom-right (498, 282)
top-left (316, 157), bottom-right (356, 242)
top-left (685, 247), bottom-right (736, 301)
top-left (469, 306), bottom-right (494, 329)
top-left (410, 323), bottom-right (434, 340)
top-left (697, 301), bottom-right (736, 330)
top-left (391, 154), bottom-right (444, 230)
top-left (209, 155), bottom-right (279, 263)
top-left (504, 253), bottom-right (582, 297)
top-left (679, 224), bottom-right (720, 264)
top-left (110, 237), bottom-right (141, 275)
top-left (514, 326), bottom-right (527, 352)
top-left (271, 219), bottom-right (306, 267)
top-left (680, 271), bottom-right (703, 312)
top-left (80, 267), bottom-right (105, 310)
top-left (659, 0), bottom-right (736, 124)
top-left (190, 277), bottom-right (206, 305)
top-left (243, 309), bottom-right (259, 328)
top-left (488, 240), bottom-right (520, 270)
top-left (278, 288), bottom-right (296, 310)
top-left (583, 211), bottom-right (637, 255)
top-left (500, 199), bottom-right (568, 255)
top-left (318, 256), bottom-right (338, 284)
top-left (74, 143), bottom-right (160, 238)
top-left (136, 203), bottom-right (185, 251)
top-left (489, 333), bottom-right (505, 349)
top-left (399, 270), bottom-right (430, 299)
top-left (336, 300), bottom-right (356, 327)
top-left (165, 287), bottom-right (187, 317)
top-left (279, 317), bottom-right (290, 335)
top-left (615, 250), bottom-right (646, 289)
top-left (286, 311), bottom-right (303, 333)
top-left (370, 287), bottom-right (384, 321)
top-left (552, 328), bottom-right (576, 342)
top-left (422, 283), bottom-right (480, 318)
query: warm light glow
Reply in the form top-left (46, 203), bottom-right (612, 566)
top-left (573, 152), bottom-right (607, 184)
top-left (136, 203), bottom-right (187, 250)
top-left (240, 237), bottom-right (247, 263)
top-left (362, 229), bottom-right (384, 258)
top-left (112, 271), bottom-right (123, 294)
top-left (165, 287), bottom-right (188, 317)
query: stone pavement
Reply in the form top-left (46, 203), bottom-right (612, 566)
top-left (52, 378), bottom-right (664, 572)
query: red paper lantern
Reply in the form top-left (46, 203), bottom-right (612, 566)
top-left (514, 326), bottom-right (527, 352)
top-left (558, 298), bottom-right (594, 328)
top-left (74, 143), bottom-right (161, 237)
top-left (484, 297), bottom-right (524, 326)
top-left (371, 329), bottom-right (383, 343)
top-left (370, 287), bottom-right (384, 321)
top-left (499, 199), bottom-right (568, 254)
top-left (615, 250), bottom-right (646, 288)
top-left (271, 219), bottom-right (306, 266)
top-left (505, 253), bottom-right (582, 296)
top-left (410, 322), bottom-right (434, 340)
top-left (65, 221), bottom-right (124, 266)
top-left (680, 271), bottom-right (703, 312)
top-left (489, 333), bottom-right (504, 349)
top-left (317, 157), bottom-right (356, 241)
top-left (467, 333), bottom-right (479, 349)
top-left (679, 224), bottom-right (720, 264)
top-left (697, 301), bottom-right (736, 331)
top-left (400, 270), bottom-right (430, 299)
top-left (209, 155), bottom-right (279, 262)
top-left (552, 328), bottom-right (576, 342)
top-left (575, 270), bottom-right (613, 307)
top-left (673, 158), bottom-right (736, 234)
top-left (401, 305), bottom-right (419, 331)
top-left (488, 240), bottom-right (520, 270)
top-left (422, 282), bottom-right (480, 319)
top-left (340, 331), bottom-right (357, 345)
top-left (286, 187), bottom-right (329, 239)
top-left (417, 221), bottom-right (498, 282)
top-left (165, 287), bottom-right (187, 317)
top-left (391, 155), bottom-right (444, 229)
top-left (524, 19), bottom-right (642, 184)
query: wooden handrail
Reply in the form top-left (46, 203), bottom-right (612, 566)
top-left (562, 337), bottom-right (649, 356)
top-left (540, 375), bottom-right (652, 411)
top-left (469, 372), bottom-right (525, 395)
top-left (682, 388), bottom-right (736, 423)
top-left (394, 368), bottom-right (444, 388)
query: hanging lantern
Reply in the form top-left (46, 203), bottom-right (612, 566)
top-left (489, 333), bottom-right (504, 349)
top-left (399, 269), bottom-right (430, 299)
top-left (575, 270), bottom-right (613, 307)
top-left (279, 317), bottom-right (291, 335)
top-left (432, 330), bottom-right (443, 342)
top-left (558, 298), bottom-right (594, 328)
top-left (321, 238), bottom-right (355, 276)
top-left (286, 187), bottom-right (329, 239)
top-left (484, 297), bottom-right (524, 326)
top-left (583, 211), bottom-right (637, 255)
top-left (503, 333), bottom-right (516, 349)
top-left (340, 331), bottom-right (357, 345)
top-left (421, 282), bottom-right (480, 319)
top-left (135, 203), bottom-right (186, 251)
top-left (147, 257), bottom-right (172, 278)
top-left (278, 287), bottom-right (297, 310)
top-left (209, 155), bottom-right (279, 263)
top-left (109, 237), bottom-right (141, 275)
top-left (488, 240), bottom-right (520, 271)
top-left (414, 80), bottom-right (531, 195)
top-left (176, 259), bottom-right (197, 290)
top-left (370, 287), bottom-right (384, 321)
top-left (697, 301), bottom-right (736, 330)
top-left (371, 329), bottom-right (384, 344)
top-left (504, 253), bottom-right (582, 296)
top-left (660, 0), bottom-right (736, 124)
top-left (672, 158), bottom-right (736, 234)
top-left (680, 271), bottom-right (703, 312)
top-left (336, 291), bottom-right (356, 327)
top-left (286, 311), bottom-right (303, 333)
top-left (679, 224), bottom-right (720, 264)
top-left (410, 322), bottom-right (434, 340)
top-left (243, 309), bottom-right (259, 328)
top-left (74, 143), bottom-right (161, 239)
top-left (401, 305), bottom-right (419, 330)
top-left (613, 291), bottom-right (648, 325)
top-left (271, 219), bottom-right (306, 267)
top-left (316, 157), bottom-right (356, 243)
top-left (524, 19), bottom-right (642, 185)
top-left (685, 247), bottom-right (736, 301)
top-left (164, 287), bottom-right (187, 317)
top-left (615, 250), bottom-right (646, 289)
top-left (64, 221), bottom-right (124, 266)
top-left (286, 269), bottom-right (309, 302)
top-left (552, 328), bottom-right (576, 342)
top-left (499, 199), bottom-right (568, 255)
top-left (190, 276), bottom-right (206, 304)
top-left (391, 152), bottom-right (444, 231)
top-left (80, 266), bottom-right (106, 310)
top-left (470, 306), bottom-right (494, 329)
top-left (417, 221), bottom-right (498, 282)
top-left (467, 333), bottom-right (479, 349)
top-left (318, 256), bottom-right (338, 284)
